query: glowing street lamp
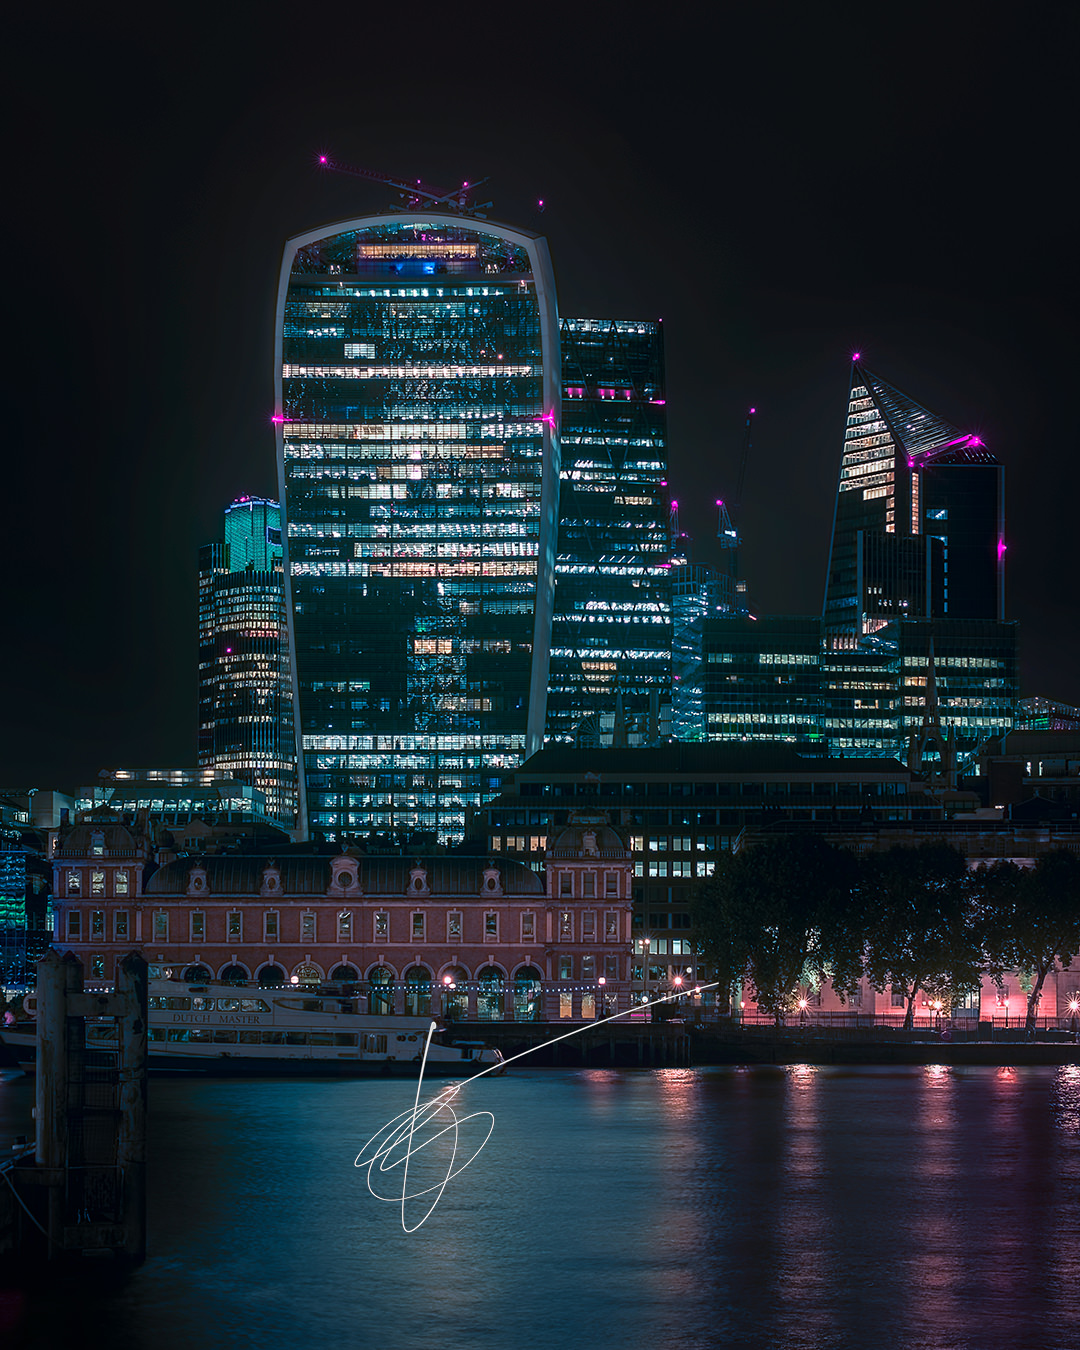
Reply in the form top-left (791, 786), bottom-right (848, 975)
top-left (639, 935), bottom-right (652, 1010)
top-left (798, 996), bottom-right (808, 1026)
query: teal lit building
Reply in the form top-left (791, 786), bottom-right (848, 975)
top-left (198, 497), bottom-right (296, 824)
top-left (276, 215), bottom-right (560, 845)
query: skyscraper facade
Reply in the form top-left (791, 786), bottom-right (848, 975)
top-left (198, 497), bottom-right (296, 824)
top-left (276, 214), bottom-right (560, 845)
top-left (546, 318), bottom-right (671, 746)
top-left (824, 360), bottom-right (1004, 643)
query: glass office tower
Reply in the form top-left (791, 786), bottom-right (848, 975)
top-left (198, 497), bottom-right (296, 824)
top-left (276, 215), bottom-right (560, 844)
top-left (824, 360), bottom-right (1004, 643)
top-left (546, 318), bottom-right (671, 746)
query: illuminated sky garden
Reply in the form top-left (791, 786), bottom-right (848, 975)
top-left (275, 215), bottom-right (560, 845)
top-left (824, 359), bottom-right (1004, 644)
top-left (546, 318), bottom-right (671, 746)
top-left (197, 497), bottom-right (295, 824)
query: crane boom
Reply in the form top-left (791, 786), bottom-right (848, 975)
top-left (317, 155), bottom-right (492, 215)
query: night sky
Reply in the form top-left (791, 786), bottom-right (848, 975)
top-left (7, 4), bottom-right (1076, 787)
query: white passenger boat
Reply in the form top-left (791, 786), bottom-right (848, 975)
top-left (2, 979), bottom-right (505, 1078)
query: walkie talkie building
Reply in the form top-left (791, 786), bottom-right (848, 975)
top-left (275, 215), bottom-right (560, 844)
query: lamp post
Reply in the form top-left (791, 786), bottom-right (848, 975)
top-left (797, 996), bottom-right (808, 1027)
top-left (639, 935), bottom-right (651, 1017)
top-left (597, 975), bottom-right (607, 1019)
top-left (1068, 997), bottom-right (1078, 1040)
top-left (932, 999), bottom-right (943, 1032)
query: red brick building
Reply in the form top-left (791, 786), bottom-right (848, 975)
top-left (51, 813), bottom-right (635, 1022)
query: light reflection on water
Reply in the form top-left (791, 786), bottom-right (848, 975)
top-left (1, 1065), bottom-right (1079, 1350)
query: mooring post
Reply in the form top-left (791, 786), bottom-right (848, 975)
top-left (36, 950), bottom-right (83, 1255)
top-left (116, 951), bottom-right (148, 1264)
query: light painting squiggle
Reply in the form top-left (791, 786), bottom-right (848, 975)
top-left (354, 985), bottom-right (719, 1230)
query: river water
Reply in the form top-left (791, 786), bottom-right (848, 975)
top-left (2, 1064), bottom-right (1079, 1350)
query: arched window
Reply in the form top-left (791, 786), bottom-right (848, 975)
top-left (404, 966), bottom-right (432, 1016)
top-left (477, 966), bottom-right (505, 1022)
top-left (514, 966), bottom-right (543, 1022)
top-left (182, 964), bottom-right (212, 983)
top-left (258, 964), bottom-right (286, 988)
top-left (294, 964), bottom-right (322, 986)
top-left (367, 965), bottom-right (394, 1015)
top-left (219, 964), bottom-right (249, 985)
top-left (331, 964), bottom-right (359, 982)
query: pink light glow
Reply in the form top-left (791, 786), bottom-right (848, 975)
top-left (650, 398), bottom-right (667, 405)
top-left (970, 435), bottom-right (983, 446)
top-left (998, 539), bottom-right (1007, 560)
top-left (671, 500), bottom-right (679, 510)
top-left (660, 480), bottom-right (668, 487)
top-left (319, 155), bottom-right (328, 164)
top-left (539, 410), bottom-right (556, 425)
top-left (716, 499), bottom-right (723, 507)
top-left (749, 407), bottom-right (756, 415)
top-left (271, 414), bottom-right (284, 424)
top-left (852, 351), bottom-right (861, 362)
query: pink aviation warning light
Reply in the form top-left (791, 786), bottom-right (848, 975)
top-left (997, 539), bottom-right (1008, 561)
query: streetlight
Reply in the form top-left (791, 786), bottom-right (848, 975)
top-left (597, 975), bottom-right (607, 1019)
top-left (932, 999), bottom-right (943, 1032)
top-left (797, 996), bottom-right (808, 1027)
top-left (639, 935), bottom-right (652, 1014)
top-left (1068, 997), bottom-right (1078, 1039)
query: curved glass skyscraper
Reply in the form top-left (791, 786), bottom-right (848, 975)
top-left (275, 215), bottom-right (560, 844)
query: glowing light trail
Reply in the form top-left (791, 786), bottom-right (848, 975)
top-left (355, 982), bottom-right (721, 1231)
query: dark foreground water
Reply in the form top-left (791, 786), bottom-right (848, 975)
top-left (2, 1064), bottom-right (1080, 1350)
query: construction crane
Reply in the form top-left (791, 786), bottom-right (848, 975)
top-left (717, 407), bottom-right (755, 611)
top-left (317, 155), bottom-right (493, 217)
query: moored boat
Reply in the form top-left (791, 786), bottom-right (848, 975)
top-left (2, 978), bottom-right (505, 1078)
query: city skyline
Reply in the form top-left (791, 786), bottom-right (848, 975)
top-left (6, 8), bottom-right (1075, 784)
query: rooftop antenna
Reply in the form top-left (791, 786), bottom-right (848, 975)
top-left (317, 155), bottom-right (493, 217)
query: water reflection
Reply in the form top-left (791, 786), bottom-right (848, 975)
top-left (0, 1068), bottom-right (1077, 1350)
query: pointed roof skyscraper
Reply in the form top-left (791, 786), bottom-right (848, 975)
top-left (824, 358), bottom-right (1004, 642)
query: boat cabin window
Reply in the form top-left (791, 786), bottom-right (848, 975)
top-left (240, 999), bottom-right (270, 1013)
top-left (191, 997), bottom-right (216, 1012)
top-left (363, 1033), bottom-right (388, 1054)
top-left (150, 996), bottom-right (193, 1011)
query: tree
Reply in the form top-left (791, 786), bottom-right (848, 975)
top-left (980, 851), bottom-right (1080, 1033)
top-left (862, 842), bottom-right (983, 1029)
top-left (691, 834), bottom-right (861, 1025)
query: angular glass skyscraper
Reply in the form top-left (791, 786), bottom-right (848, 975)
top-left (198, 497), bottom-right (296, 824)
top-left (276, 215), bottom-right (560, 844)
top-left (546, 318), bottom-right (671, 746)
top-left (824, 360), bottom-right (1004, 643)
